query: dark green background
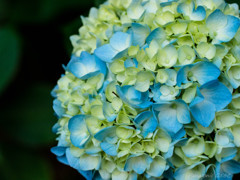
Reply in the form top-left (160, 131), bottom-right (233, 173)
top-left (0, 0), bottom-right (239, 179)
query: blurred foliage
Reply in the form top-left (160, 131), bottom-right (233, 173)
top-left (0, 144), bottom-right (53, 180)
top-left (62, 18), bottom-right (82, 55)
top-left (0, 27), bottom-right (21, 94)
top-left (3, 0), bottom-right (95, 23)
top-left (1, 83), bottom-right (55, 146)
top-left (0, 0), bottom-right (239, 180)
top-left (94, 0), bottom-right (107, 6)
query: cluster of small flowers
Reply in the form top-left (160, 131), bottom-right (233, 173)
top-left (51, 0), bottom-right (240, 179)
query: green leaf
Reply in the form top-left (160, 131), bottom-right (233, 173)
top-left (0, 27), bottom-right (21, 94)
top-left (1, 83), bottom-right (56, 147)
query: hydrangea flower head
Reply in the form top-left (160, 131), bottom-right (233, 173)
top-left (51, 0), bottom-right (240, 179)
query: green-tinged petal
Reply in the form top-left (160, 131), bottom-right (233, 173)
top-left (130, 143), bottom-right (144, 154)
top-left (231, 94), bottom-right (240, 109)
top-left (142, 140), bottom-right (155, 154)
top-left (156, 69), bottom-right (169, 84)
top-left (116, 111), bottom-right (131, 124)
top-left (79, 154), bottom-right (101, 171)
top-left (99, 169), bottom-right (111, 179)
top-left (124, 154), bottom-right (153, 174)
top-left (85, 116), bottom-right (102, 135)
top-left (127, 0), bottom-right (145, 20)
top-left (204, 164), bottom-right (216, 180)
top-left (103, 102), bottom-right (117, 122)
top-left (182, 137), bottom-right (205, 158)
top-left (128, 46), bottom-right (140, 57)
top-left (182, 85), bottom-right (197, 103)
top-left (101, 159), bottom-right (116, 173)
top-left (204, 141), bottom-right (217, 158)
top-left (134, 71), bottom-right (154, 92)
top-left (116, 126), bottom-right (135, 139)
top-left (231, 125), bottom-right (240, 147)
top-left (105, 81), bottom-right (118, 102)
top-left (153, 129), bottom-right (171, 153)
top-left (196, 42), bottom-right (216, 59)
top-left (215, 129), bottom-right (234, 147)
top-left (87, 73), bottom-right (105, 90)
top-left (194, 121), bottom-right (214, 135)
top-left (178, 45), bottom-right (196, 65)
top-left (68, 115), bottom-right (91, 149)
top-left (155, 11), bottom-right (175, 26)
top-left (215, 110), bottom-right (236, 129)
top-left (147, 156), bottom-right (166, 177)
top-left (70, 146), bottom-right (85, 158)
top-left (171, 22), bottom-right (188, 35)
top-left (226, 64), bottom-right (240, 89)
top-left (174, 164), bottom-right (206, 180)
top-left (110, 59), bottom-right (125, 74)
top-left (157, 45), bottom-right (178, 68)
top-left (91, 105), bottom-right (105, 120)
top-left (112, 169), bottom-right (128, 180)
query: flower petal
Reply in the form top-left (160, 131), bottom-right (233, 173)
top-left (124, 58), bottom-right (138, 68)
top-left (191, 61), bottom-right (220, 85)
top-left (174, 164), bottom-right (205, 180)
top-left (190, 6), bottom-right (206, 21)
top-left (153, 104), bottom-right (183, 135)
top-left (206, 9), bottom-right (240, 43)
top-left (200, 80), bottom-right (232, 111)
top-left (181, 137), bottom-right (205, 158)
top-left (147, 156), bottom-right (166, 177)
top-left (221, 160), bottom-right (240, 174)
top-left (134, 111), bottom-right (158, 138)
top-left (127, 0), bottom-right (145, 20)
top-left (112, 169), bottom-right (128, 180)
top-left (215, 129), bottom-right (234, 147)
top-left (157, 44), bottom-right (178, 68)
top-left (116, 85), bottom-right (152, 109)
top-left (215, 110), bottom-right (236, 129)
top-left (110, 32), bottom-right (132, 52)
top-left (176, 64), bottom-right (193, 86)
top-left (131, 23), bottom-right (150, 47)
top-left (68, 115), bottom-right (90, 148)
top-left (94, 126), bottom-right (117, 142)
top-left (103, 102), bottom-right (117, 122)
top-left (124, 154), bottom-right (152, 174)
top-left (176, 100), bottom-right (191, 124)
top-left (53, 99), bottom-right (65, 118)
top-left (153, 129), bottom-right (172, 153)
top-left (65, 148), bottom-right (80, 169)
top-left (146, 27), bottom-right (166, 45)
top-left (190, 98), bottom-right (216, 127)
top-left (206, 9), bottom-right (228, 34)
top-left (226, 64), bottom-right (240, 89)
top-left (216, 15), bottom-right (240, 43)
top-left (177, 2), bottom-right (206, 21)
top-left (94, 44), bottom-right (118, 63)
top-left (51, 146), bottom-right (66, 156)
top-left (67, 52), bottom-right (107, 79)
top-left (100, 142), bottom-right (118, 156)
top-left (65, 148), bottom-right (94, 180)
top-left (79, 154), bottom-right (101, 171)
